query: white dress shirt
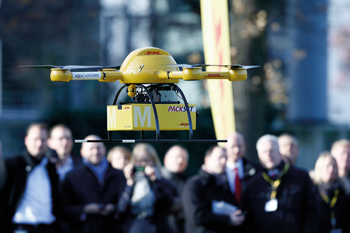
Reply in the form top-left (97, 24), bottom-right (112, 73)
top-left (226, 158), bottom-right (244, 193)
top-left (12, 157), bottom-right (56, 225)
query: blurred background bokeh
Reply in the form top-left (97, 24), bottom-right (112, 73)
top-left (1, 0), bottom-right (350, 176)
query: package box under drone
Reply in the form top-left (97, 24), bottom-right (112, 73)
top-left (107, 104), bottom-right (196, 131)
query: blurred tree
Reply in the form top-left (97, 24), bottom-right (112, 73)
top-left (230, 0), bottom-right (269, 160)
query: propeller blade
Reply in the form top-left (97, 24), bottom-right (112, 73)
top-left (165, 64), bottom-right (215, 68)
top-left (63, 65), bottom-right (121, 70)
top-left (19, 65), bottom-right (121, 70)
top-left (224, 65), bottom-right (260, 69)
top-left (164, 64), bottom-right (200, 68)
top-left (242, 65), bottom-right (260, 69)
top-left (18, 65), bottom-right (61, 69)
top-left (207, 64), bottom-right (260, 69)
top-left (164, 64), bottom-right (260, 69)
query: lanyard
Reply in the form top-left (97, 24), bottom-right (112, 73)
top-left (262, 164), bottom-right (289, 199)
top-left (320, 188), bottom-right (339, 223)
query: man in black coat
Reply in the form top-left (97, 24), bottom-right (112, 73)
top-left (241, 134), bottom-right (320, 233)
top-left (225, 132), bottom-right (261, 207)
top-left (182, 146), bottom-right (245, 233)
top-left (161, 145), bottom-right (189, 233)
top-left (60, 135), bottom-right (126, 233)
top-left (0, 123), bottom-right (59, 233)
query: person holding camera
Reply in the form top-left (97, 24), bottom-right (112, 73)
top-left (117, 143), bottom-right (176, 233)
top-left (59, 135), bottom-right (126, 233)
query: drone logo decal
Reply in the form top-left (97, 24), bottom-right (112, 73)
top-left (146, 51), bottom-right (162, 55)
top-left (206, 74), bottom-right (224, 78)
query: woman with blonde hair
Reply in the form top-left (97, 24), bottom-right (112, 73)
top-left (117, 143), bottom-right (176, 233)
top-left (130, 143), bottom-right (163, 172)
top-left (312, 152), bottom-right (350, 233)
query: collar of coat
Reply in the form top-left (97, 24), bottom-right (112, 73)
top-left (242, 158), bottom-right (257, 178)
top-left (22, 150), bottom-right (45, 172)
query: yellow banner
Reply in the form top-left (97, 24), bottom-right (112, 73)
top-left (200, 0), bottom-right (235, 141)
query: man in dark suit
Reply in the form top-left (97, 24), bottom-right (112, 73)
top-left (225, 132), bottom-right (261, 206)
top-left (182, 146), bottom-right (245, 233)
top-left (60, 135), bottom-right (126, 233)
top-left (0, 123), bottom-right (59, 233)
top-left (241, 134), bottom-right (320, 233)
top-left (48, 124), bottom-right (82, 181)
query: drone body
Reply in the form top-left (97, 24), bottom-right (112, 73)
top-left (48, 47), bottom-right (249, 84)
top-left (21, 47), bottom-right (257, 143)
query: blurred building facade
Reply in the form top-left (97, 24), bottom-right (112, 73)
top-left (0, 0), bottom-right (206, 160)
top-left (266, 0), bottom-right (350, 170)
top-left (0, 1), bottom-right (102, 157)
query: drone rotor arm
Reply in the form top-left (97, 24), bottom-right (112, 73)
top-left (159, 68), bottom-right (247, 82)
top-left (158, 70), bottom-right (183, 80)
top-left (98, 69), bottom-right (123, 82)
top-left (50, 69), bottom-right (123, 82)
top-left (161, 68), bottom-right (202, 81)
top-left (202, 69), bottom-right (247, 81)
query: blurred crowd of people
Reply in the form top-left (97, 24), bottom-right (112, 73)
top-left (1, 123), bottom-right (350, 233)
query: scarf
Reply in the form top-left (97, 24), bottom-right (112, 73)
top-left (83, 158), bottom-right (108, 185)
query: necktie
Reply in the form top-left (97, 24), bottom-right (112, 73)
top-left (234, 167), bottom-right (241, 203)
top-left (268, 169), bottom-right (279, 180)
top-left (270, 173), bottom-right (277, 180)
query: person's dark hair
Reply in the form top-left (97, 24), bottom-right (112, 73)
top-left (49, 124), bottom-right (71, 138)
top-left (278, 133), bottom-right (299, 146)
top-left (205, 145), bottom-right (224, 159)
top-left (26, 123), bottom-right (49, 136)
top-left (164, 145), bottom-right (189, 161)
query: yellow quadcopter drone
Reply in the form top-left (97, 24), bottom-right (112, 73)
top-left (21, 47), bottom-right (258, 144)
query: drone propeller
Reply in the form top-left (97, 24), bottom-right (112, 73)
top-left (19, 65), bottom-right (121, 70)
top-left (19, 65), bottom-right (60, 69)
top-left (166, 64), bottom-right (260, 69)
top-left (225, 65), bottom-right (260, 69)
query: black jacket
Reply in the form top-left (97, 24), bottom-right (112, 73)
top-left (182, 169), bottom-right (241, 233)
top-left (117, 177), bottom-right (176, 233)
top-left (60, 163), bottom-right (126, 233)
top-left (241, 163), bottom-right (320, 233)
top-left (0, 151), bottom-right (59, 233)
top-left (229, 158), bottom-right (262, 208)
top-left (316, 182), bottom-right (350, 233)
top-left (161, 167), bottom-right (187, 233)
top-left (240, 158), bottom-right (261, 193)
top-left (241, 158), bottom-right (262, 177)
